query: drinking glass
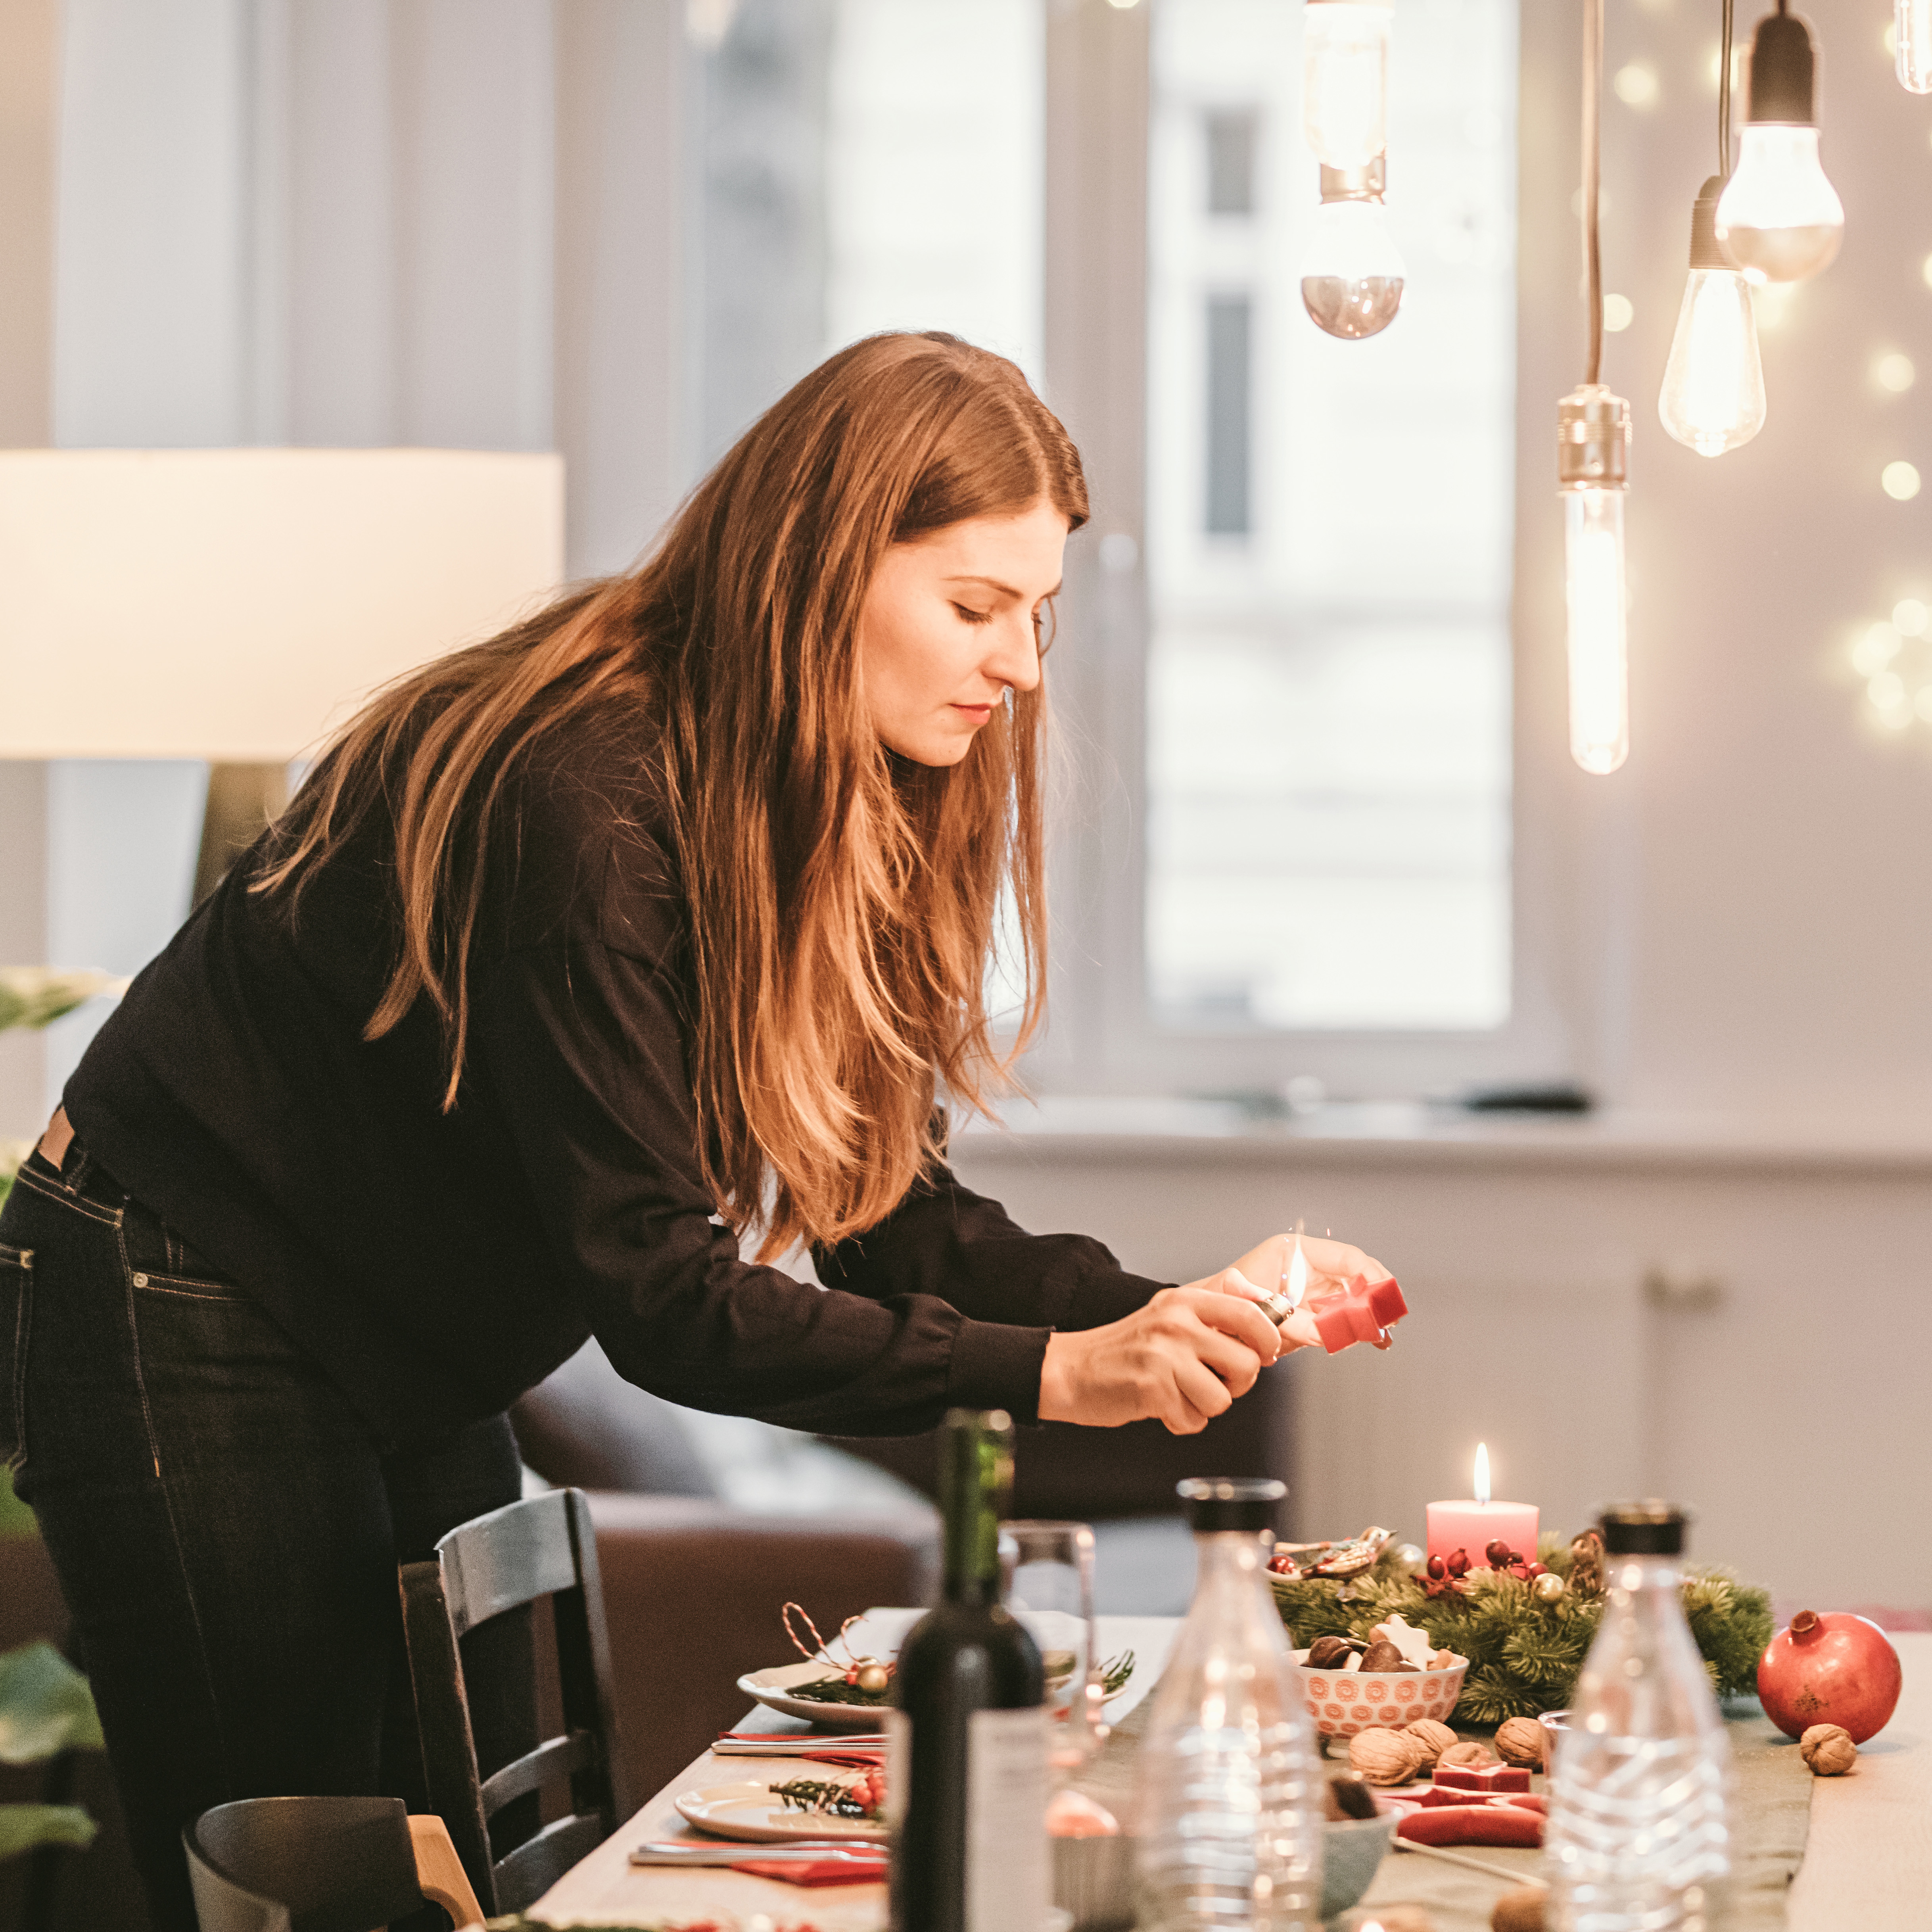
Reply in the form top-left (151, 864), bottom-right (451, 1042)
top-left (1000, 1519), bottom-right (1105, 1775)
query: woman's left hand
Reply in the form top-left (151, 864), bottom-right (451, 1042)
top-left (1193, 1232), bottom-right (1396, 1353)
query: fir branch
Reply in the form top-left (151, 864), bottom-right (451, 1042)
top-left (1272, 1540), bottom-right (1772, 1722)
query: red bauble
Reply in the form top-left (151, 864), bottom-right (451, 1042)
top-left (1757, 1610), bottom-right (1902, 1744)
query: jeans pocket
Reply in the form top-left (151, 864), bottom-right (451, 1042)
top-left (0, 1241), bottom-right (32, 1472)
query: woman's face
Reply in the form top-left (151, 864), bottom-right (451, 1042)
top-left (856, 498), bottom-right (1069, 767)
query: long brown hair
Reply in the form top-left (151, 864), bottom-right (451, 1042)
top-left (260, 332), bottom-right (1088, 1257)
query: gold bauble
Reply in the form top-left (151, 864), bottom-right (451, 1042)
top-left (1532, 1571), bottom-right (1567, 1604)
top-left (855, 1662), bottom-right (890, 1695)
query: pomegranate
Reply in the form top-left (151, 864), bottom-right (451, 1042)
top-left (1756, 1610), bottom-right (1902, 1744)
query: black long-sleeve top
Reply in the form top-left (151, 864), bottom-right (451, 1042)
top-left (64, 722), bottom-right (1163, 1449)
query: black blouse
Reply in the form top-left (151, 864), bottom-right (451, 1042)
top-left (64, 723), bottom-right (1162, 1449)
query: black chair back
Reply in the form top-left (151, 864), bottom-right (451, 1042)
top-left (183, 1796), bottom-right (420, 1932)
top-left (399, 1487), bottom-right (629, 1915)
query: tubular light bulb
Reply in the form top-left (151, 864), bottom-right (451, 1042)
top-left (1558, 387), bottom-right (1632, 777)
top-left (1303, 0), bottom-right (1393, 170)
top-left (1301, 164), bottom-right (1405, 339)
top-left (1899, 0), bottom-right (1932, 90)
top-left (1565, 490), bottom-right (1629, 773)
top-left (1715, 10), bottom-right (1843, 282)
top-left (1659, 177), bottom-right (1767, 456)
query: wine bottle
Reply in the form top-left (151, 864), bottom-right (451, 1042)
top-left (887, 1408), bottom-right (1049, 1932)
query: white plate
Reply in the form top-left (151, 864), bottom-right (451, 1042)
top-left (674, 1779), bottom-right (888, 1844)
top-left (736, 1610), bottom-right (1178, 1731)
top-left (736, 1659), bottom-right (892, 1729)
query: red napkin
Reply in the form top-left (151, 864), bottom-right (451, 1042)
top-left (795, 1750), bottom-right (887, 1767)
top-left (728, 1857), bottom-right (888, 1886)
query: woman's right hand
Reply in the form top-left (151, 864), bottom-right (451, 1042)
top-left (1037, 1282), bottom-right (1283, 1435)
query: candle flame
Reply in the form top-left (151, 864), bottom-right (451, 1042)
top-left (1284, 1220), bottom-right (1308, 1308)
top-left (1473, 1443), bottom-right (1491, 1508)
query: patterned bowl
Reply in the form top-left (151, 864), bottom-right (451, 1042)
top-left (1293, 1647), bottom-right (1469, 1739)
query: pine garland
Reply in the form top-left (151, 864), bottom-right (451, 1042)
top-left (1271, 1535), bottom-right (1771, 1724)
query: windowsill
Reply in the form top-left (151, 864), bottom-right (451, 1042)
top-left (954, 1095), bottom-right (1932, 1177)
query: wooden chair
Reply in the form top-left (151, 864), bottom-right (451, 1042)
top-left (183, 1794), bottom-right (481, 1932)
top-left (399, 1488), bottom-right (631, 1915)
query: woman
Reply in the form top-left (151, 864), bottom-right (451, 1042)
top-left (0, 333), bottom-right (1388, 1927)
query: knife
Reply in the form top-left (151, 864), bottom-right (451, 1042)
top-left (630, 1840), bottom-right (882, 1865)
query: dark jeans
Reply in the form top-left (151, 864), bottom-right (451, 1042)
top-left (0, 1142), bottom-right (523, 1932)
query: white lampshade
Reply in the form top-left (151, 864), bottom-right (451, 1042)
top-left (0, 448), bottom-right (565, 761)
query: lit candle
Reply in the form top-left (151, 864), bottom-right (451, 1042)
top-left (1425, 1444), bottom-right (1539, 1570)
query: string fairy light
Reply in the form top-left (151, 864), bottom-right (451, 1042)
top-left (1558, 0), bottom-right (1633, 776)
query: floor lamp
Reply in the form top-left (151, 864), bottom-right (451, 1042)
top-left (0, 449), bottom-right (564, 902)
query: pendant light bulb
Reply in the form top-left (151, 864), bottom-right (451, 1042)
top-left (1301, 161), bottom-right (1405, 339)
top-left (1303, 0), bottom-right (1393, 171)
top-left (1897, 0), bottom-right (1932, 92)
top-left (1714, 8), bottom-right (1843, 282)
top-left (1558, 387), bottom-right (1631, 776)
top-left (1659, 177), bottom-right (1766, 456)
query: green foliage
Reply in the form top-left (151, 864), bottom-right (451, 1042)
top-left (0, 1807), bottom-right (96, 1860)
top-left (0, 969), bottom-right (120, 1034)
top-left (0, 1644), bottom-right (105, 1763)
top-left (1272, 1534), bottom-right (1772, 1724)
top-left (0, 1643), bottom-right (104, 1865)
top-left (0, 1465), bottom-right (36, 1540)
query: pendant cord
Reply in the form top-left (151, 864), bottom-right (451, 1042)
top-left (1583, 0), bottom-right (1603, 386)
top-left (1719, 0), bottom-right (1734, 177)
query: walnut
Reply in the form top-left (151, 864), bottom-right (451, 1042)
top-left (1402, 1718), bottom-right (1458, 1765)
top-left (1348, 1725), bottom-right (1427, 1784)
top-left (1495, 1715), bottom-right (1546, 1769)
top-left (1436, 1740), bottom-right (1500, 1772)
top-left (1800, 1723), bottom-right (1858, 1776)
top-left (1491, 1883), bottom-right (1546, 1932)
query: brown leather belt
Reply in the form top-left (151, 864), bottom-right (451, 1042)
top-left (36, 1107), bottom-right (74, 1174)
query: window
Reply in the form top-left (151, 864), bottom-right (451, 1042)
top-left (692, 0), bottom-right (1043, 464)
top-left (1143, 0), bottom-right (1518, 1036)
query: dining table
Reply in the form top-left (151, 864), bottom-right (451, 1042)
top-left (521, 1626), bottom-right (1932, 1931)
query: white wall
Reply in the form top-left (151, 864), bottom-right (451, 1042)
top-left (1512, 0), bottom-right (1932, 1130)
top-left (957, 1115), bottom-right (1932, 1612)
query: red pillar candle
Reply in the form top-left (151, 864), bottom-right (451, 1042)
top-left (1310, 1272), bottom-right (1409, 1353)
top-left (1425, 1445), bottom-right (1538, 1569)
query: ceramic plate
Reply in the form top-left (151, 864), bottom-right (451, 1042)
top-left (673, 1779), bottom-right (889, 1844)
top-left (735, 1659), bottom-right (892, 1729)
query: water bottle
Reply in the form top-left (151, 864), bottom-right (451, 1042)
top-left (1134, 1477), bottom-right (1323, 1931)
top-left (1546, 1502), bottom-right (1732, 1932)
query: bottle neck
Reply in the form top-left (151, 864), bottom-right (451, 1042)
top-left (940, 1418), bottom-right (1010, 1606)
top-left (1605, 1555), bottom-right (1683, 1602)
top-left (1192, 1529), bottom-right (1274, 1580)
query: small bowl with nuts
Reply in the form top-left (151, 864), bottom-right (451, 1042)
top-left (1294, 1625), bottom-right (1469, 1740)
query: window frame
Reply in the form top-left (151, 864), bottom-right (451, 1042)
top-left (1025, 0), bottom-right (1600, 1105)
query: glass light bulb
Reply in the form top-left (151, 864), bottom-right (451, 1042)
top-left (1564, 488), bottom-right (1629, 775)
top-left (1714, 127), bottom-right (1844, 282)
top-left (1303, 1), bottom-right (1393, 170)
top-left (1899, 0), bottom-right (1932, 90)
top-left (1300, 198), bottom-right (1406, 339)
top-left (1658, 269), bottom-right (1766, 456)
